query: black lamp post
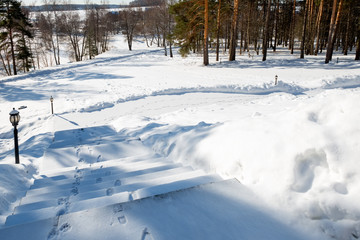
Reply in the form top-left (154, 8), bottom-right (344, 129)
top-left (9, 108), bottom-right (20, 164)
top-left (50, 96), bottom-right (54, 114)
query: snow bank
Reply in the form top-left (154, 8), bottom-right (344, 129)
top-left (0, 164), bottom-right (33, 225)
top-left (135, 89), bottom-right (360, 239)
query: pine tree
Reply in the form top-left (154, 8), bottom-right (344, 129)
top-left (170, 0), bottom-right (205, 57)
top-left (0, 0), bottom-right (33, 75)
top-left (325, 0), bottom-right (344, 63)
top-left (229, 0), bottom-right (239, 61)
top-left (204, 0), bottom-right (209, 65)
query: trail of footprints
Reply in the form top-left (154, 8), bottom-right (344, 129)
top-left (112, 204), bottom-right (127, 225)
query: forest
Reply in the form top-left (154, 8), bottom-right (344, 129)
top-left (0, 0), bottom-right (359, 76)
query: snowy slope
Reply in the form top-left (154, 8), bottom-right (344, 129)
top-left (0, 35), bottom-right (360, 239)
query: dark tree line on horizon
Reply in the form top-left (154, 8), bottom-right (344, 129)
top-left (0, 0), bottom-right (359, 76)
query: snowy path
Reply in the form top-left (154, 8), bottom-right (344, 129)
top-left (53, 92), bottom-right (264, 131)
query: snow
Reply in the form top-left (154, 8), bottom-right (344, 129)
top-left (0, 35), bottom-right (360, 239)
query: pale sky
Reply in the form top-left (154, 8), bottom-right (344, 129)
top-left (20, 0), bottom-right (132, 6)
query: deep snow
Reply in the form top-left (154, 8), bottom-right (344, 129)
top-left (0, 35), bottom-right (360, 239)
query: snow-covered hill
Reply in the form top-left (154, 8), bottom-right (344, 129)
top-left (0, 35), bottom-right (360, 239)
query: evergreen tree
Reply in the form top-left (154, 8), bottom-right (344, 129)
top-left (170, 0), bottom-right (218, 65)
top-left (0, 0), bottom-right (33, 75)
top-left (170, 0), bottom-right (203, 57)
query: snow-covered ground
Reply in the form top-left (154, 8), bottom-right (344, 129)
top-left (1, 35), bottom-right (360, 239)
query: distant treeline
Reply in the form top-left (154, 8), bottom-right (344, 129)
top-left (129, 0), bottom-right (164, 7)
top-left (24, 4), bottom-right (126, 12)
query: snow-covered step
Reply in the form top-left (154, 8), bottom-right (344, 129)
top-left (15, 166), bottom-right (193, 213)
top-left (71, 169), bottom-right (210, 202)
top-left (5, 173), bottom-right (221, 227)
top-left (31, 158), bottom-right (167, 189)
top-left (69, 173), bottom-right (221, 212)
top-left (18, 168), bottom-right (207, 210)
top-left (20, 162), bottom-right (181, 205)
top-left (26, 162), bottom-right (182, 197)
top-left (34, 156), bottom-right (165, 182)
top-left (37, 153), bottom-right (159, 179)
top-left (131, 173), bottom-right (222, 200)
top-left (41, 137), bottom-right (152, 170)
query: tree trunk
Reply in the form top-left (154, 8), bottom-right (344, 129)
top-left (356, 32), bottom-right (360, 60)
top-left (128, 36), bottom-right (132, 51)
top-left (325, 0), bottom-right (343, 63)
top-left (246, 0), bottom-right (252, 53)
top-left (343, 7), bottom-right (350, 56)
top-left (216, 0), bottom-right (221, 61)
top-left (163, 33), bottom-right (167, 56)
top-left (273, 0), bottom-right (279, 52)
top-left (314, 0), bottom-right (324, 55)
top-left (300, 0), bottom-right (309, 59)
top-left (0, 53), bottom-right (11, 76)
top-left (290, 0), bottom-right (296, 54)
top-left (262, 0), bottom-right (271, 61)
top-left (229, 0), bottom-right (239, 61)
top-left (9, 28), bottom-right (17, 75)
top-left (204, 0), bottom-right (209, 66)
top-left (169, 41), bottom-right (173, 58)
top-left (306, 0), bottom-right (314, 55)
top-left (240, 28), bottom-right (244, 55)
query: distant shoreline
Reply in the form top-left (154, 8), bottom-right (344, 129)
top-left (23, 4), bottom-right (129, 12)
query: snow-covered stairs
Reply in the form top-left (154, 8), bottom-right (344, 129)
top-left (4, 155), bottom-right (221, 227)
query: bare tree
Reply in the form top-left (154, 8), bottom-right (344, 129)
top-left (119, 8), bottom-right (142, 51)
top-left (58, 10), bottom-right (86, 62)
top-left (36, 0), bottom-right (61, 65)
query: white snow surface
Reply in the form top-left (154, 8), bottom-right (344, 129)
top-left (0, 35), bottom-right (360, 239)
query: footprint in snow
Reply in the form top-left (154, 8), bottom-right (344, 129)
top-left (70, 187), bottom-right (79, 196)
top-left (110, 204), bottom-right (127, 226)
top-left (47, 229), bottom-right (58, 240)
top-left (117, 216), bottom-right (127, 224)
top-left (76, 148), bottom-right (80, 157)
top-left (141, 228), bottom-right (154, 240)
top-left (73, 177), bottom-right (81, 186)
top-left (114, 180), bottom-right (121, 186)
top-left (106, 188), bottom-right (114, 196)
top-left (59, 223), bottom-right (71, 233)
top-left (57, 197), bottom-right (68, 205)
top-left (113, 204), bottom-right (123, 213)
